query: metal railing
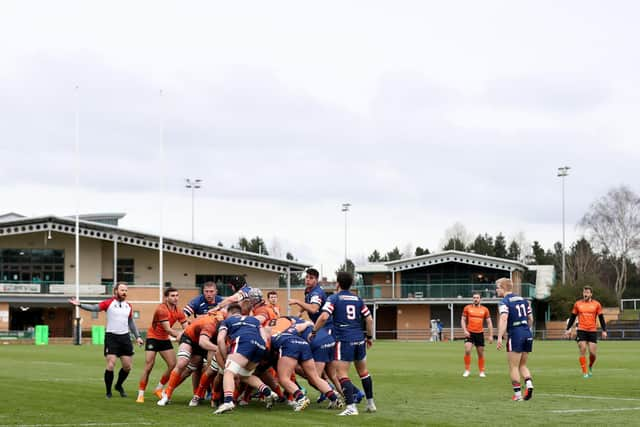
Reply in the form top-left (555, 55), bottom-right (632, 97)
top-left (357, 283), bottom-right (536, 299)
top-left (620, 298), bottom-right (640, 311)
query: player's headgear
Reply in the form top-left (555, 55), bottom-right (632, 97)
top-left (248, 288), bottom-right (263, 305)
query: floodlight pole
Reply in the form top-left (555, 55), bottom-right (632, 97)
top-left (341, 203), bottom-right (351, 272)
top-left (185, 178), bottom-right (202, 242)
top-left (557, 166), bottom-right (570, 285)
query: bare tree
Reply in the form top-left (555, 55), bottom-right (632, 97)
top-left (441, 222), bottom-right (472, 250)
top-left (565, 237), bottom-right (601, 287)
top-left (580, 186), bottom-right (640, 299)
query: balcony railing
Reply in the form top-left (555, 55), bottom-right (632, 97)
top-left (356, 283), bottom-right (536, 299)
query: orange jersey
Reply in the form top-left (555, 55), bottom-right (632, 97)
top-left (147, 303), bottom-right (187, 340)
top-left (462, 304), bottom-right (490, 333)
top-left (184, 315), bottom-right (221, 343)
top-left (269, 303), bottom-right (281, 317)
top-left (252, 302), bottom-right (279, 326)
top-left (572, 299), bottom-right (603, 332)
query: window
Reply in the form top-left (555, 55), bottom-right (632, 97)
top-left (117, 259), bottom-right (135, 284)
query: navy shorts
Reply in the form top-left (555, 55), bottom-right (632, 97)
top-left (335, 339), bottom-right (367, 362)
top-left (229, 335), bottom-right (267, 364)
top-left (279, 338), bottom-right (314, 362)
top-left (311, 337), bottom-right (335, 363)
top-left (507, 328), bottom-right (533, 353)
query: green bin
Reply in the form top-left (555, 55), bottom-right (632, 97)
top-left (35, 325), bottom-right (49, 345)
top-left (92, 325), bottom-right (105, 345)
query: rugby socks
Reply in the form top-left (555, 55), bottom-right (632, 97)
top-left (478, 357), bottom-right (485, 373)
top-left (137, 380), bottom-right (147, 399)
top-left (223, 390), bottom-right (234, 404)
top-left (589, 354), bottom-right (596, 368)
top-left (104, 369), bottom-right (114, 394)
top-left (524, 377), bottom-right (534, 401)
top-left (464, 355), bottom-right (471, 371)
top-left (326, 389), bottom-right (338, 403)
top-left (339, 377), bottom-right (355, 405)
top-left (258, 384), bottom-right (274, 398)
top-left (158, 373), bottom-right (170, 387)
top-left (293, 389), bottom-right (305, 401)
top-left (115, 368), bottom-right (129, 389)
top-left (195, 372), bottom-right (214, 399)
top-left (164, 370), bottom-right (182, 399)
top-left (360, 372), bottom-right (373, 399)
top-left (579, 356), bottom-right (587, 374)
top-left (512, 381), bottom-right (522, 400)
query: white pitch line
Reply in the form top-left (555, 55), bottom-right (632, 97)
top-left (0, 423), bottom-right (152, 427)
top-left (540, 393), bottom-right (640, 402)
top-left (550, 407), bottom-right (640, 414)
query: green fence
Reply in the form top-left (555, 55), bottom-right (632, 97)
top-left (34, 325), bottom-right (49, 345)
top-left (91, 325), bottom-right (105, 345)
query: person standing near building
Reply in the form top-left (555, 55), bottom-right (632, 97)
top-left (461, 292), bottom-right (494, 377)
top-left (69, 282), bottom-right (144, 399)
top-left (136, 287), bottom-right (188, 403)
top-left (495, 278), bottom-right (534, 401)
top-left (563, 286), bottom-right (607, 378)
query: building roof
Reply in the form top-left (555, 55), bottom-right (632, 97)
top-left (0, 214), bottom-right (309, 273)
top-left (356, 250), bottom-right (527, 274)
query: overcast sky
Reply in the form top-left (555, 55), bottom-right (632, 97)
top-left (2, 1), bottom-right (640, 279)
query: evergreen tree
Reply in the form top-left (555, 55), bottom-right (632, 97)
top-left (507, 240), bottom-right (521, 260)
top-left (386, 247), bottom-right (403, 261)
top-left (494, 233), bottom-right (508, 258)
top-left (368, 250), bottom-right (383, 262)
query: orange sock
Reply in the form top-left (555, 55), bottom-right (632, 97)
top-left (478, 357), bottom-right (485, 372)
top-left (138, 380), bottom-right (147, 392)
top-left (159, 374), bottom-right (170, 385)
top-left (195, 372), bottom-right (213, 398)
top-left (579, 356), bottom-right (587, 374)
top-left (589, 354), bottom-right (596, 368)
top-left (464, 355), bottom-right (471, 370)
top-left (165, 370), bottom-right (182, 399)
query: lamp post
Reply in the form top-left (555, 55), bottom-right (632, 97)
top-left (557, 166), bottom-right (570, 285)
top-left (341, 203), bottom-right (351, 272)
top-left (185, 178), bottom-right (202, 242)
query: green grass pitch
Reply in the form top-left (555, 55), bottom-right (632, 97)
top-left (0, 340), bottom-right (638, 426)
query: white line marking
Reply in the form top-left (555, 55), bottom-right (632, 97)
top-left (540, 393), bottom-right (640, 402)
top-left (550, 407), bottom-right (640, 414)
top-left (0, 424), bottom-right (152, 427)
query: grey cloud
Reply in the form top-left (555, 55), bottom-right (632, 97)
top-left (484, 76), bottom-right (610, 112)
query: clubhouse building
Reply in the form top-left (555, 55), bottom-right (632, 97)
top-left (0, 212), bottom-right (554, 340)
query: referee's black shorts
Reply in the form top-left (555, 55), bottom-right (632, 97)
top-left (104, 332), bottom-right (134, 357)
top-left (464, 332), bottom-right (486, 347)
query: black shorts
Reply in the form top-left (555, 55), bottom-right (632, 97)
top-left (465, 332), bottom-right (486, 347)
top-left (179, 333), bottom-right (207, 358)
top-left (145, 338), bottom-right (174, 352)
top-left (576, 330), bottom-right (598, 343)
top-left (104, 332), bottom-right (134, 357)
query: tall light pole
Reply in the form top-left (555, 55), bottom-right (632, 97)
top-left (557, 166), bottom-right (570, 285)
top-left (185, 178), bottom-right (202, 242)
top-left (341, 203), bottom-right (351, 272)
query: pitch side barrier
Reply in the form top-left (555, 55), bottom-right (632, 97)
top-left (374, 328), bottom-right (640, 341)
